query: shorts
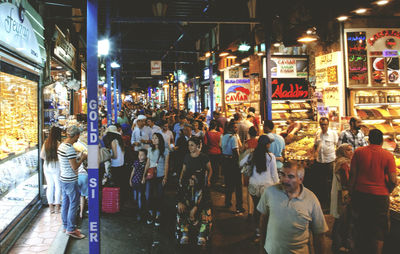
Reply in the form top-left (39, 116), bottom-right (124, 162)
top-left (78, 173), bottom-right (88, 197)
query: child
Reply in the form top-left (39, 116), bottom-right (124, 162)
top-left (129, 149), bottom-right (147, 221)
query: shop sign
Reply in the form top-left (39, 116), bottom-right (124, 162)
top-left (151, 60), bottom-right (162, 75)
top-left (346, 31), bottom-right (368, 85)
top-left (204, 68), bottom-right (210, 80)
top-left (383, 50), bottom-right (399, 57)
top-left (53, 26), bottom-right (76, 70)
top-left (271, 78), bottom-right (309, 100)
top-left (0, 2), bottom-right (42, 64)
top-left (315, 52), bottom-right (340, 85)
top-left (368, 30), bottom-right (400, 46)
top-left (271, 57), bottom-right (308, 78)
top-left (225, 79), bottom-right (251, 103)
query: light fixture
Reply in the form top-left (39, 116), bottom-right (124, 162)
top-left (56, 66), bottom-right (62, 69)
top-left (238, 43), bottom-right (251, 52)
top-left (226, 55), bottom-right (237, 59)
top-left (297, 36), bottom-right (318, 43)
top-left (234, 63), bottom-right (240, 67)
top-left (257, 52), bottom-right (264, 56)
top-left (273, 42), bottom-right (281, 47)
top-left (205, 52), bottom-right (211, 58)
top-left (98, 39), bottom-right (110, 56)
top-left (354, 8), bottom-right (367, 14)
top-left (241, 57), bottom-right (250, 63)
top-left (219, 52), bottom-right (229, 57)
top-left (337, 16), bottom-right (349, 21)
top-left (111, 61), bottom-right (120, 68)
top-left (375, 0), bottom-right (389, 6)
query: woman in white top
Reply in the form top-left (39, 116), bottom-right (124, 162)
top-left (248, 134), bottom-right (279, 232)
top-left (192, 120), bottom-right (204, 139)
top-left (41, 126), bottom-right (62, 213)
top-left (104, 125), bottom-right (126, 203)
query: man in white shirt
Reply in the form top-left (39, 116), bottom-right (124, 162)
top-left (160, 120), bottom-right (174, 151)
top-left (147, 117), bottom-right (162, 136)
top-left (313, 117), bottom-right (338, 211)
top-left (131, 115), bottom-right (152, 153)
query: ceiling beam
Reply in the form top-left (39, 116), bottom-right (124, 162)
top-left (112, 17), bottom-right (260, 25)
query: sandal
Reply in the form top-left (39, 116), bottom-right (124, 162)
top-left (67, 229), bottom-right (86, 239)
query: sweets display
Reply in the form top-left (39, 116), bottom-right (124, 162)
top-left (0, 72), bottom-right (38, 160)
top-left (285, 136), bottom-right (314, 160)
top-left (272, 101), bottom-right (314, 121)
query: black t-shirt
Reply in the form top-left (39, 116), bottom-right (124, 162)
top-left (182, 153), bottom-right (210, 186)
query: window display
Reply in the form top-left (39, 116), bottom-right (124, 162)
top-left (0, 71), bottom-right (39, 234)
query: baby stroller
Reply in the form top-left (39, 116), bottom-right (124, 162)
top-left (175, 172), bottom-right (212, 248)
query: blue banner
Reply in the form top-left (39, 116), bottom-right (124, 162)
top-left (87, 0), bottom-right (100, 253)
top-left (113, 70), bottom-right (118, 124)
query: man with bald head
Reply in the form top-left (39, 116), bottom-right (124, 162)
top-left (257, 161), bottom-right (328, 254)
top-left (338, 117), bottom-right (368, 151)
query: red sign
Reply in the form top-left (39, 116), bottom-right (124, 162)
top-left (272, 78), bottom-right (309, 100)
top-left (368, 30), bottom-right (400, 46)
top-left (225, 85), bottom-right (250, 103)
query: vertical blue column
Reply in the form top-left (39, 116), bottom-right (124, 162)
top-left (105, 0), bottom-right (112, 125)
top-left (87, 0), bottom-right (100, 253)
top-left (194, 79), bottom-right (198, 112)
top-left (118, 70), bottom-right (122, 112)
top-left (209, 60), bottom-right (214, 115)
top-left (113, 70), bottom-right (118, 123)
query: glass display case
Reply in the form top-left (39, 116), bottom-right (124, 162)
top-left (0, 71), bottom-right (39, 235)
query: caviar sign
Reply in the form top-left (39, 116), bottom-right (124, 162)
top-left (271, 78), bottom-right (309, 100)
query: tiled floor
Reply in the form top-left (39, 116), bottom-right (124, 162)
top-left (8, 207), bottom-right (62, 254)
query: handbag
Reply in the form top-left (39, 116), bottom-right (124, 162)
top-left (240, 151), bottom-right (254, 177)
top-left (146, 153), bottom-right (160, 180)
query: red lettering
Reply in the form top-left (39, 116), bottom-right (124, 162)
top-left (272, 83), bottom-right (308, 99)
top-left (369, 29), bottom-right (400, 45)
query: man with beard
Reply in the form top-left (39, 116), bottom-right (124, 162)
top-left (257, 161), bottom-right (328, 254)
top-left (338, 117), bottom-right (368, 151)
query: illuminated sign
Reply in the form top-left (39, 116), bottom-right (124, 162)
top-left (383, 50), bottom-right (399, 57)
top-left (271, 78), bottom-right (309, 100)
top-left (368, 30), bottom-right (400, 46)
top-left (225, 85), bottom-right (250, 103)
top-left (386, 38), bottom-right (396, 49)
top-left (204, 68), bottom-right (210, 80)
top-left (151, 60), bottom-right (162, 75)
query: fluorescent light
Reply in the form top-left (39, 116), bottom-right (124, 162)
top-left (238, 43), bottom-right (251, 52)
top-left (273, 42), bottom-right (281, 47)
top-left (355, 8), bottom-right (367, 14)
top-left (219, 52), bottom-right (229, 57)
top-left (98, 39), bottom-right (110, 56)
top-left (16, 47), bottom-right (26, 51)
top-left (226, 55), bottom-right (237, 59)
top-left (297, 36), bottom-right (318, 43)
top-left (111, 61), bottom-right (120, 68)
top-left (376, 0), bottom-right (389, 6)
top-left (56, 66), bottom-right (62, 69)
top-left (337, 16), bottom-right (349, 21)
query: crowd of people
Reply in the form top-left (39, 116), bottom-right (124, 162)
top-left (40, 102), bottom-right (398, 253)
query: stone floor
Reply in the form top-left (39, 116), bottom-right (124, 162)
top-left (7, 207), bottom-right (62, 254)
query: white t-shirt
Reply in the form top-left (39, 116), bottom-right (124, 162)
top-left (249, 152), bottom-right (279, 187)
top-left (315, 129), bottom-right (338, 163)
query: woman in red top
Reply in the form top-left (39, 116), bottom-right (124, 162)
top-left (204, 120), bottom-right (222, 185)
top-left (244, 126), bottom-right (258, 151)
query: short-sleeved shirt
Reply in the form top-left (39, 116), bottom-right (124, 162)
top-left (182, 153), bottom-right (210, 186)
top-left (221, 134), bottom-right (238, 156)
top-left (131, 126), bottom-right (152, 151)
top-left (338, 129), bottom-right (368, 151)
top-left (267, 133), bottom-right (285, 169)
top-left (161, 130), bottom-right (174, 150)
top-left (204, 131), bottom-right (222, 155)
top-left (315, 129), bottom-right (338, 163)
top-left (58, 143), bottom-right (78, 182)
top-left (257, 184), bottom-right (328, 254)
top-left (131, 160), bottom-right (146, 184)
top-left (147, 147), bottom-right (169, 177)
top-left (351, 144), bottom-right (396, 196)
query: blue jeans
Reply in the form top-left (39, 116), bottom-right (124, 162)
top-left (145, 177), bottom-right (164, 217)
top-left (60, 181), bottom-right (80, 232)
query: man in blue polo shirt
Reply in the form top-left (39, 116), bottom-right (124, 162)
top-left (263, 120), bottom-right (285, 170)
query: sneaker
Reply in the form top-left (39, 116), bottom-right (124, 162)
top-left (154, 217), bottom-right (160, 227)
top-left (180, 235), bottom-right (189, 245)
top-left (236, 208), bottom-right (245, 214)
top-left (197, 236), bottom-right (206, 246)
top-left (67, 229), bottom-right (86, 239)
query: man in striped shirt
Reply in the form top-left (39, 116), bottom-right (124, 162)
top-left (58, 126), bottom-right (86, 239)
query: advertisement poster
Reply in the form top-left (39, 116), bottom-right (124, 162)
top-left (271, 78), bottom-right (309, 100)
top-left (224, 79), bottom-right (251, 104)
top-left (271, 57), bottom-right (308, 78)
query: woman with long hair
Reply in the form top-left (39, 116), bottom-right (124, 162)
top-left (331, 143), bottom-right (353, 253)
top-left (104, 125), bottom-right (126, 203)
top-left (40, 126), bottom-right (62, 213)
top-left (248, 134), bottom-right (279, 235)
top-left (204, 120), bottom-right (222, 185)
top-left (142, 132), bottom-right (169, 226)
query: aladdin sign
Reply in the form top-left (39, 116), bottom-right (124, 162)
top-left (272, 78), bottom-right (309, 100)
top-left (0, 2), bottom-right (42, 64)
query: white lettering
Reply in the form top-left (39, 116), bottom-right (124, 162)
top-left (88, 99), bottom-right (97, 110)
top-left (89, 177), bottom-right (97, 188)
top-left (90, 121), bottom-right (97, 132)
top-left (90, 221), bottom-right (98, 231)
top-left (89, 111), bottom-right (97, 121)
top-left (90, 133), bottom-right (97, 143)
top-left (90, 233), bottom-right (98, 242)
top-left (91, 189), bottom-right (96, 198)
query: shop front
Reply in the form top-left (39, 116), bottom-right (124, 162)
top-left (0, 1), bottom-right (45, 251)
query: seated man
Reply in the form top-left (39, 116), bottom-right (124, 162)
top-left (176, 173), bottom-right (212, 246)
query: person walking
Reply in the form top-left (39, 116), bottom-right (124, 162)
top-left (204, 120), bottom-right (222, 185)
top-left (350, 129), bottom-right (398, 254)
top-left (338, 117), bottom-right (368, 151)
top-left (221, 120), bottom-right (244, 214)
top-left (142, 133), bottom-right (169, 226)
top-left (313, 117), bottom-right (338, 210)
top-left (58, 126), bottom-right (86, 239)
top-left (330, 143), bottom-right (353, 253)
top-left (257, 161), bottom-right (328, 254)
top-left (41, 126), bottom-right (62, 214)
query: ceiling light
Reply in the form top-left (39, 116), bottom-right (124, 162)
top-left (257, 52), bottom-right (264, 56)
top-left (376, 0), bottom-right (389, 6)
top-left (355, 8), bottom-right (367, 14)
top-left (238, 43), bottom-right (251, 52)
top-left (273, 42), bottom-right (281, 47)
top-left (56, 66), bottom-right (62, 69)
top-left (226, 55), bottom-right (237, 59)
top-left (111, 61), bottom-right (120, 68)
top-left (205, 52), bottom-right (211, 58)
top-left (337, 16), bottom-right (349, 21)
top-left (219, 52), bottom-right (229, 57)
top-left (98, 39), bottom-right (110, 56)
top-left (234, 63), bottom-right (240, 66)
top-left (297, 36), bottom-right (318, 43)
